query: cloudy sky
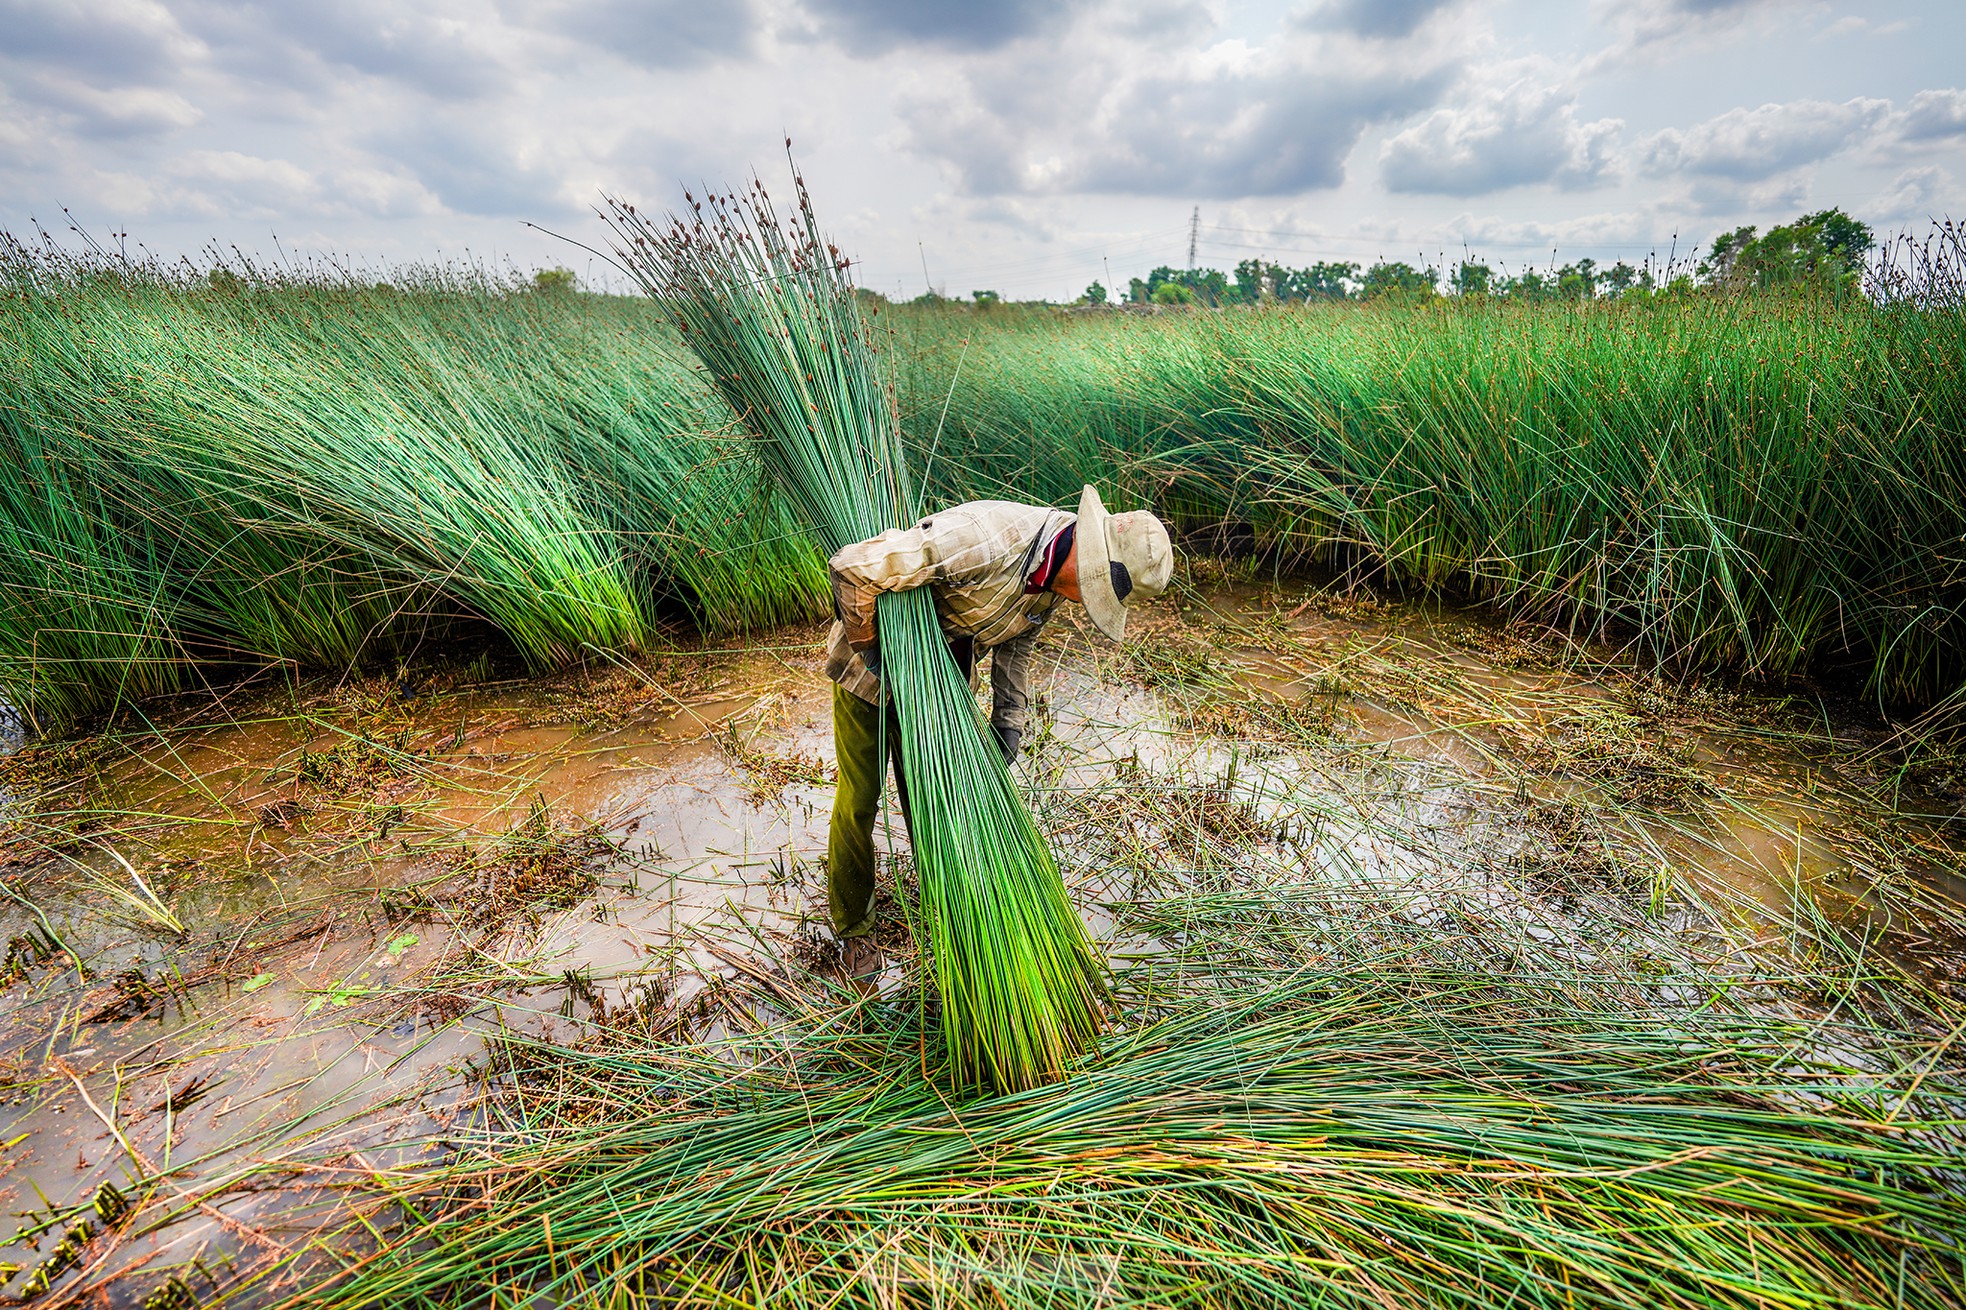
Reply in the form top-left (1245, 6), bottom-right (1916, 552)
top-left (3, 0), bottom-right (1961, 299)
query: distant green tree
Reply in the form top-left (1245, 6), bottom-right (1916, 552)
top-left (1699, 209), bottom-right (1872, 293)
top-left (970, 289), bottom-right (1002, 308)
top-left (1234, 258), bottom-right (1280, 303)
top-left (1699, 226), bottom-right (1759, 284)
top-left (1737, 226), bottom-right (1821, 287)
top-left (1807, 208), bottom-right (1873, 271)
top-left (1755, 211), bottom-right (1871, 289)
top-left (1082, 279), bottom-right (1109, 305)
top-left (1282, 261), bottom-right (1358, 300)
top-left (1500, 269), bottom-right (1550, 301)
top-left (1555, 258), bottom-right (1598, 301)
top-left (1602, 261), bottom-right (1638, 297)
top-left (1124, 258), bottom-right (1358, 305)
top-left (1452, 261), bottom-right (1492, 297)
top-left (1232, 259), bottom-right (1260, 303)
top-left (533, 267), bottom-right (578, 294)
top-left (1151, 281), bottom-right (1197, 305)
top-left (1138, 265), bottom-right (1230, 306)
top-left (1358, 261), bottom-right (1438, 301)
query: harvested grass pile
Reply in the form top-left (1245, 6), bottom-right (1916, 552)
top-left (603, 165), bottom-right (1105, 1091)
top-left (711, 719), bottom-right (833, 805)
top-left (271, 888), bottom-right (1966, 1310)
top-left (1529, 702), bottom-right (1710, 807)
top-left (1119, 625), bottom-right (1341, 743)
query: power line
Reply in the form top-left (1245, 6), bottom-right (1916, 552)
top-left (917, 229), bottom-right (1185, 285)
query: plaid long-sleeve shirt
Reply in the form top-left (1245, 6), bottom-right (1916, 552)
top-left (824, 500), bottom-right (1075, 736)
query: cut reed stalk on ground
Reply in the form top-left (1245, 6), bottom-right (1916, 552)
top-left (603, 167), bottom-right (1106, 1091)
top-left (261, 918), bottom-right (1966, 1310)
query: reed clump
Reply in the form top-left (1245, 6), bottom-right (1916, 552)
top-left (7, 236), bottom-right (1962, 734)
top-left (0, 242), bottom-right (827, 734)
top-left (892, 281), bottom-right (1966, 711)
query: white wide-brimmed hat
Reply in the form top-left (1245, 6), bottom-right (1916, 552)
top-left (1076, 485), bottom-right (1173, 643)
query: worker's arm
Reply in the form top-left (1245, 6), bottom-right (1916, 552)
top-left (829, 522), bottom-right (942, 652)
top-left (988, 630), bottom-right (1039, 763)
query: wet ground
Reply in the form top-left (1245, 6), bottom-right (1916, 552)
top-left (2, 576), bottom-right (1962, 1306)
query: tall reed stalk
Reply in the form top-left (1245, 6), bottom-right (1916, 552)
top-left (604, 167), bottom-right (1106, 1090)
top-left (0, 243), bottom-right (827, 731)
top-left (891, 288), bottom-right (1966, 708)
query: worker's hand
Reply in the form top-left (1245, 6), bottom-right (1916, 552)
top-left (860, 645), bottom-right (882, 678)
top-left (993, 724), bottom-right (1021, 766)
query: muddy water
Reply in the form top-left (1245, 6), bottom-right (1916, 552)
top-left (0, 657), bottom-right (858, 1305)
top-left (2, 587), bottom-right (1962, 1305)
top-left (1150, 586), bottom-right (1966, 967)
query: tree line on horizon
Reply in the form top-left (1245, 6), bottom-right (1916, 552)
top-left (894, 207), bottom-right (1879, 310)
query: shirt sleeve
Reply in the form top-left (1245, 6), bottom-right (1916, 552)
top-left (827, 520), bottom-right (943, 649)
top-left (989, 629), bottom-right (1040, 736)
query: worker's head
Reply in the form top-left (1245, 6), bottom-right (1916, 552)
top-left (1075, 485), bottom-right (1173, 643)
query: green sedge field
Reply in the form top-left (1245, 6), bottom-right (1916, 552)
top-left (6, 269), bottom-right (1966, 728)
top-left (1, 262), bottom-right (1964, 1307)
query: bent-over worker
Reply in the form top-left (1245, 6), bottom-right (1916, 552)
top-left (824, 485), bottom-right (1174, 977)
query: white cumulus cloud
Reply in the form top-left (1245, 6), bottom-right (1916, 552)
top-left (1899, 89), bottom-right (1966, 141)
top-left (1863, 166), bottom-right (1951, 223)
top-left (898, 6), bottom-right (1458, 199)
top-left (1638, 97), bottom-right (1891, 180)
top-left (1380, 79), bottom-right (1623, 195)
top-left (1588, 0), bottom-right (1815, 63)
top-left (25, 77), bottom-right (203, 138)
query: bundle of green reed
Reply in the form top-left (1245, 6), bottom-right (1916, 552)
top-left (603, 164), bottom-right (1106, 1090)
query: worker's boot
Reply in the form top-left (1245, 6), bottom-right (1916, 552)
top-left (838, 935), bottom-right (883, 986)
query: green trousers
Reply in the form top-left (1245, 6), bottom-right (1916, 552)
top-left (826, 683), bottom-right (913, 939)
